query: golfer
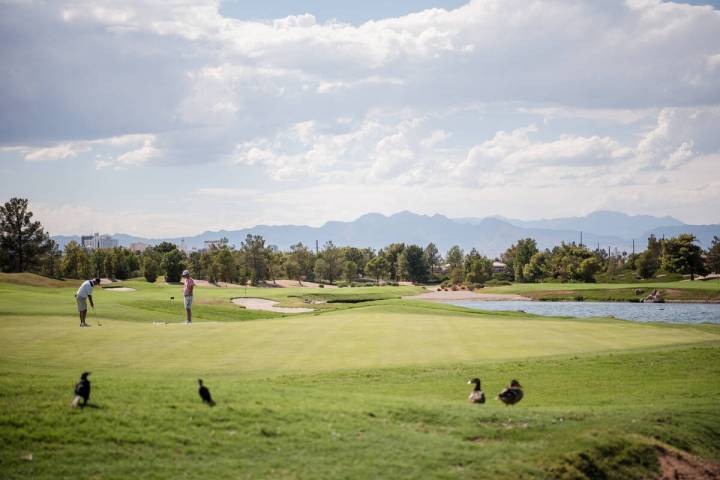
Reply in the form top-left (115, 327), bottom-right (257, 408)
top-left (182, 270), bottom-right (195, 324)
top-left (75, 277), bottom-right (100, 327)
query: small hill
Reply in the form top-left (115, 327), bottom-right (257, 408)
top-left (0, 273), bottom-right (82, 288)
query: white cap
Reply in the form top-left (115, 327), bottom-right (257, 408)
top-left (182, 270), bottom-right (190, 277)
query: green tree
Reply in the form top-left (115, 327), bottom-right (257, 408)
top-left (289, 243), bottom-right (315, 282)
top-left (578, 257), bottom-right (601, 282)
top-left (187, 251), bottom-right (204, 279)
top-left (465, 256), bottom-right (493, 284)
top-left (267, 248), bottom-right (285, 285)
top-left (661, 234), bottom-right (706, 280)
top-left (313, 258), bottom-right (328, 284)
top-left (318, 241), bottom-right (342, 284)
top-left (365, 256), bottom-right (389, 284)
top-left (424, 243), bottom-right (441, 278)
top-left (546, 243), bottom-right (594, 282)
top-left (40, 240), bottom-right (63, 279)
top-left (501, 243), bottom-right (518, 281)
top-left (155, 242), bottom-right (177, 255)
top-left (342, 247), bottom-right (369, 276)
top-left (343, 260), bottom-right (357, 283)
top-left (523, 252), bottom-right (548, 282)
top-left (446, 245), bottom-right (464, 270)
top-left (161, 249), bottom-right (185, 283)
top-left (217, 247), bottom-right (238, 283)
top-left (513, 238), bottom-right (538, 283)
top-left (62, 241), bottom-right (91, 279)
top-left (284, 257), bottom-right (302, 285)
top-left (636, 249), bottom-right (659, 279)
top-left (399, 244), bottom-right (428, 283)
top-left (446, 245), bottom-right (464, 284)
top-left (242, 234), bottom-right (269, 285)
top-left (143, 254), bottom-right (160, 283)
top-left (707, 236), bottom-right (720, 274)
top-left (0, 197), bottom-right (52, 272)
top-left (382, 243), bottom-right (405, 282)
top-left (90, 249), bottom-right (108, 278)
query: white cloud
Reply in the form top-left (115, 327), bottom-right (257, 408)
top-left (2, 0), bottom-right (719, 230)
top-left (23, 143), bottom-right (90, 162)
top-left (3, 134), bottom-right (160, 167)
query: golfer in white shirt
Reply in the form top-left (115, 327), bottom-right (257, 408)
top-left (75, 278), bottom-right (100, 327)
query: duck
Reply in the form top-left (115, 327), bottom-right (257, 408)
top-left (198, 379), bottom-right (216, 407)
top-left (497, 379), bottom-right (524, 406)
top-left (468, 378), bottom-right (486, 404)
top-left (71, 372), bottom-right (91, 408)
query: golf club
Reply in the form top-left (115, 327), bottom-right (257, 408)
top-left (92, 305), bottom-right (102, 326)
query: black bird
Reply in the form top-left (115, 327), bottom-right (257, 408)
top-left (198, 379), bottom-right (216, 407)
top-left (497, 379), bottom-right (524, 406)
top-left (468, 378), bottom-right (486, 404)
top-left (71, 372), bottom-right (91, 408)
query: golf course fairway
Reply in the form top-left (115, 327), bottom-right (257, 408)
top-left (1, 277), bottom-right (719, 478)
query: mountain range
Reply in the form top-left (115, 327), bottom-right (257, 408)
top-left (51, 211), bottom-right (719, 258)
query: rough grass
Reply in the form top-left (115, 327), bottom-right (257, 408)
top-left (1, 277), bottom-right (719, 479)
top-left (484, 279), bottom-right (720, 302)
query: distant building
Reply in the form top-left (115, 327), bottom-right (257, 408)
top-left (204, 238), bottom-right (229, 249)
top-left (492, 261), bottom-right (507, 273)
top-left (130, 242), bottom-right (149, 253)
top-left (82, 233), bottom-right (118, 250)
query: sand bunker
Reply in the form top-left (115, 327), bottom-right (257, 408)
top-left (104, 287), bottom-right (136, 292)
top-left (232, 298), bottom-right (314, 313)
top-left (403, 290), bottom-right (531, 301)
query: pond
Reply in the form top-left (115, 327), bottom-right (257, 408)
top-left (445, 300), bottom-right (720, 324)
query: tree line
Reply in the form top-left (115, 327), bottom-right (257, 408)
top-left (2, 197), bottom-right (719, 284)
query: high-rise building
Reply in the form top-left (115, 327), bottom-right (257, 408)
top-left (82, 233), bottom-right (118, 249)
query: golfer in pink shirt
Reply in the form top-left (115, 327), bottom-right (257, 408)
top-left (182, 270), bottom-right (195, 324)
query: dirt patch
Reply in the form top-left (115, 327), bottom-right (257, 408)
top-left (403, 290), bottom-right (532, 301)
top-left (657, 445), bottom-right (720, 479)
top-left (231, 298), bottom-right (313, 313)
top-left (103, 287), bottom-right (136, 292)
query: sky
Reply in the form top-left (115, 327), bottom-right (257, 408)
top-left (1, 0), bottom-right (719, 237)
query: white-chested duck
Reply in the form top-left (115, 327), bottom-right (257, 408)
top-left (468, 378), bottom-right (486, 404)
top-left (497, 379), bottom-right (524, 406)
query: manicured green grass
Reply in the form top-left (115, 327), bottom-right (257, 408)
top-left (1, 276), bottom-right (719, 479)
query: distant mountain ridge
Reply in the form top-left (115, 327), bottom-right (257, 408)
top-left (51, 210), bottom-right (719, 257)
top-left (455, 210), bottom-right (685, 239)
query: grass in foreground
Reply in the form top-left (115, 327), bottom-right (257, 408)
top-left (1, 276), bottom-right (719, 478)
top-left (1, 345), bottom-right (719, 479)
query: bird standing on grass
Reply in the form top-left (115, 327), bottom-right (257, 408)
top-left (198, 379), bottom-right (216, 406)
top-left (468, 378), bottom-right (486, 404)
top-left (71, 372), bottom-right (91, 408)
top-left (497, 379), bottom-right (524, 406)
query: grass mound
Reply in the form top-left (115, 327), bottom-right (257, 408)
top-left (0, 272), bottom-right (82, 288)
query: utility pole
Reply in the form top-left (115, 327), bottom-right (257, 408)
top-left (580, 231), bottom-right (583, 247)
top-left (632, 239), bottom-right (635, 256)
top-left (315, 240), bottom-right (319, 255)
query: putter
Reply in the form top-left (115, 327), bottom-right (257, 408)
top-left (92, 306), bottom-right (102, 326)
